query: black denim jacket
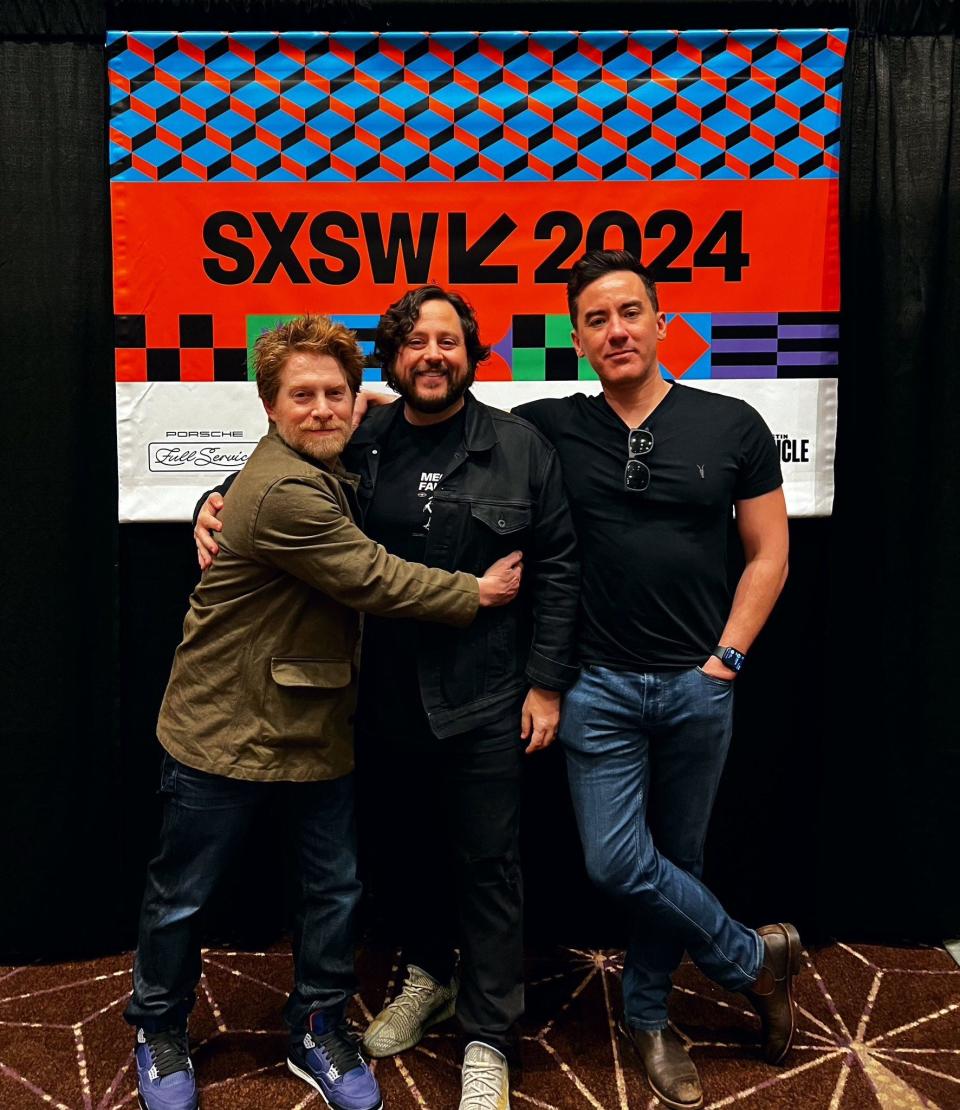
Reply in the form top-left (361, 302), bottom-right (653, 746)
top-left (345, 393), bottom-right (580, 738)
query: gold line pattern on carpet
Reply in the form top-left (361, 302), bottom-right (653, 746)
top-left (0, 942), bottom-right (957, 1108)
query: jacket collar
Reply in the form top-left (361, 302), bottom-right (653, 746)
top-left (350, 390), bottom-right (498, 453)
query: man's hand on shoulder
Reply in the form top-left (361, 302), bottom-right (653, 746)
top-left (195, 493), bottom-right (224, 570)
top-left (521, 686), bottom-right (562, 754)
top-left (351, 389), bottom-right (397, 430)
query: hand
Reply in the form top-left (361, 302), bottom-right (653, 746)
top-left (700, 654), bottom-right (737, 681)
top-left (351, 389), bottom-right (397, 430)
top-left (521, 686), bottom-right (561, 755)
top-left (477, 551), bottom-right (523, 608)
top-left (195, 493), bottom-right (224, 570)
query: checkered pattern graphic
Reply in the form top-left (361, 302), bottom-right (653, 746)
top-left (115, 312), bottom-right (387, 382)
top-left (511, 314), bottom-right (597, 380)
top-left (115, 313), bottom-right (248, 381)
top-left (503, 310), bottom-right (839, 384)
top-left (117, 309), bottom-right (840, 382)
top-left (108, 30), bottom-right (847, 183)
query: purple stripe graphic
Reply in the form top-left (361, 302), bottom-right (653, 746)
top-left (712, 339), bottom-right (778, 353)
top-left (778, 324), bottom-right (839, 339)
top-left (714, 313), bottom-right (778, 326)
top-left (712, 365), bottom-right (778, 379)
top-left (779, 350), bottom-right (839, 366)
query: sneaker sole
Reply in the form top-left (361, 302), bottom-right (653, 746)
top-left (138, 1097), bottom-right (198, 1110)
top-left (286, 1057), bottom-right (383, 1110)
top-left (362, 997), bottom-right (457, 1058)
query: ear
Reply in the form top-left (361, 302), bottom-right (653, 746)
top-left (656, 311), bottom-right (667, 340)
top-left (571, 328), bottom-right (585, 359)
top-left (262, 396), bottom-right (276, 423)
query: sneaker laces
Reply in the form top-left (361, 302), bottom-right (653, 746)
top-left (383, 970), bottom-right (445, 1019)
top-left (143, 1029), bottom-right (192, 1079)
top-left (460, 1058), bottom-right (504, 1110)
top-left (313, 1025), bottom-right (364, 1079)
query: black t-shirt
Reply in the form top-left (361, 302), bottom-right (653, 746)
top-left (360, 408), bottom-right (466, 734)
top-left (514, 384), bottom-right (782, 671)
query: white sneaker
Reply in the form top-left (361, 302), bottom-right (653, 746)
top-left (459, 1041), bottom-right (510, 1110)
top-left (362, 965), bottom-right (456, 1057)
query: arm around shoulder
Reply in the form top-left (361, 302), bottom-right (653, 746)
top-left (254, 475), bottom-right (479, 626)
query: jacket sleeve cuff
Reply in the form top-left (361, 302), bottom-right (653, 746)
top-left (524, 649), bottom-right (580, 692)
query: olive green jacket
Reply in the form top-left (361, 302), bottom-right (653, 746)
top-left (157, 425), bottom-right (479, 781)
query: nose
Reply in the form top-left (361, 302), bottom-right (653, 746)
top-left (311, 396), bottom-right (333, 419)
top-left (423, 338), bottom-right (444, 364)
top-left (607, 313), bottom-right (628, 341)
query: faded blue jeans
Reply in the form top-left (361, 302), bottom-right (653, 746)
top-left (560, 665), bottom-right (762, 1029)
top-left (125, 753), bottom-right (360, 1034)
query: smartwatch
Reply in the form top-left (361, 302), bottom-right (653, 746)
top-left (712, 646), bottom-right (746, 674)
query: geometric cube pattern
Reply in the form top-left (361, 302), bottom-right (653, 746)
top-left (2, 940), bottom-right (957, 1108)
top-left (108, 29), bottom-right (847, 183)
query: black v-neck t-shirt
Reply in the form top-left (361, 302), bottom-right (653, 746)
top-left (514, 385), bottom-right (781, 671)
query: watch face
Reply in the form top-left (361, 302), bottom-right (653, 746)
top-left (722, 648), bottom-right (745, 672)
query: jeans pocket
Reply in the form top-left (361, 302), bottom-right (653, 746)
top-left (695, 666), bottom-right (735, 688)
top-left (158, 750), bottom-right (179, 795)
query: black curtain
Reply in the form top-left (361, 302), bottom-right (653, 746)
top-left (3, 0), bottom-right (959, 960)
top-left (0, 0), bottom-right (119, 957)
top-left (826, 1), bottom-right (960, 939)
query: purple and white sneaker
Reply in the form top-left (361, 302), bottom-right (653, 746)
top-left (134, 1027), bottom-right (198, 1110)
top-left (287, 1010), bottom-right (382, 1110)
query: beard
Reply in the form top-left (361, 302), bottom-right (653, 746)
top-left (389, 365), bottom-right (475, 414)
top-left (283, 419), bottom-right (352, 462)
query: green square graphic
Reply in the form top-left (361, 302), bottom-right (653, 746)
top-left (545, 314), bottom-right (572, 347)
top-left (578, 357), bottom-right (599, 380)
top-left (245, 314), bottom-right (298, 378)
top-left (513, 347), bottom-right (546, 381)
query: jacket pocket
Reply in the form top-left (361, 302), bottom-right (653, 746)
top-left (263, 657), bottom-right (355, 747)
top-left (469, 502), bottom-right (532, 536)
top-left (270, 657), bottom-right (352, 688)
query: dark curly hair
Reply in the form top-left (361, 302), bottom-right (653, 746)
top-left (374, 286), bottom-right (490, 391)
top-left (567, 249), bottom-right (659, 324)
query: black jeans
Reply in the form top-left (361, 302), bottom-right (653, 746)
top-left (357, 713), bottom-right (524, 1056)
top-left (124, 753), bottom-right (361, 1033)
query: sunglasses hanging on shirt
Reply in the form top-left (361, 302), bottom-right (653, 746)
top-left (624, 427), bottom-right (653, 492)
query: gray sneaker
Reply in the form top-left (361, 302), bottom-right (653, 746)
top-left (362, 965), bottom-right (456, 1057)
top-left (459, 1042), bottom-right (510, 1110)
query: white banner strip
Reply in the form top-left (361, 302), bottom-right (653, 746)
top-left (116, 378), bottom-right (836, 522)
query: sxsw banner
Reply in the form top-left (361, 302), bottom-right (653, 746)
top-left (109, 29), bottom-right (845, 521)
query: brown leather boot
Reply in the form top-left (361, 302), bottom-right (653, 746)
top-left (742, 922), bottom-right (803, 1064)
top-left (617, 1021), bottom-right (703, 1110)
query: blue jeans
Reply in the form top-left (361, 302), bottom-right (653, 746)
top-left (124, 753), bottom-right (361, 1033)
top-left (560, 665), bottom-right (762, 1029)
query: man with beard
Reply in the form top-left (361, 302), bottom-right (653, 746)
top-left (130, 314), bottom-right (524, 1110)
top-left (194, 289), bottom-right (580, 1110)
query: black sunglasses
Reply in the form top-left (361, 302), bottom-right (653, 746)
top-left (625, 427), bottom-right (653, 492)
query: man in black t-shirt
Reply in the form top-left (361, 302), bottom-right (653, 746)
top-left (514, 250), bottom-right (798, 1110)
top-left (195, 287), bottom-right (578, 1110)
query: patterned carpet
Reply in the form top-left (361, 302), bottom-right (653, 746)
top-left (1, 941), bottom-right (958, 1109)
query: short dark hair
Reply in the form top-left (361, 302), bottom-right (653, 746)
top-left (567, 249), bottom-right (660, 324)
top-left (374, 285), bottom-right (490, 389)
